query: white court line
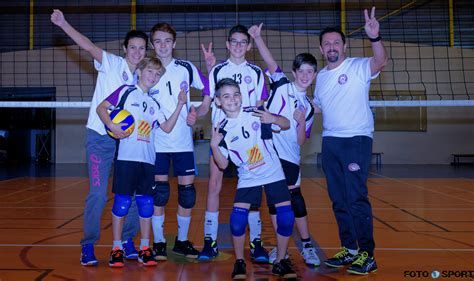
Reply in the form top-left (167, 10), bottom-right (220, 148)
top-left (0, 244), bottom-right (472, 252)
top-left (14, 179), bottom-right (88, 204)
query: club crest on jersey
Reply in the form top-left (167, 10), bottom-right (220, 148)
top-left (180, 81), bottom-right (189, 91)
top-left (251, 121), bottom-right (260, 131)
top-left (137, 120), bottom-right (151, 143)
top-left (122, 71), bottom-right (129, 81)
top-left (246, 144), bottom-right (265, 170)
top-left (244, 75), bottom-right (252, 84)
top-left (338, 74), bottom-right (348, 85)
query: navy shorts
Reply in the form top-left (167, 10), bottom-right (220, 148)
top-left (234, 180), bottom-right (291, 207)
top-left (155, 152), bottom-right (196, 176)
top-left (280, 158), bottom-right (301, 186)
top-left (112, 160), bottom-right (155, 196)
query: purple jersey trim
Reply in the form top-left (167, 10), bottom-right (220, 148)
top-left (278, 95), bottom-right (286, 116)
top-left (105, 84), bottom-right (131, 107)
top-left (229, 149), bottom-right (243, 163)
top-left (306, 123), bottom-right (313, 139)
top-left (197, 68), bottom-right (211, 97)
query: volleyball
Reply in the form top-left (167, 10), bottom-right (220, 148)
top-left (105, 109), bottom-right (135, 139)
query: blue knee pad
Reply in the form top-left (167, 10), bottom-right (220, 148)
top-left (276, 205), bottom-right (295, 237)
top-left (230, 207), bottom-right (249, 236)
top-left (153, 181), bottom-right (170, 207)
top-left (112, 194), bottom-right (132, 218)
top-left (290, 188), bottom-right (308, 218)
top-left (178, 184), bottom-right (196, 209)
top-left (136, 194), bottom-right (154, 218)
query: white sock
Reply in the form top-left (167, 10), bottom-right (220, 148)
top-left (204, 211), bottom-right (219, 241)
top-left (177, 214), bottom-right (191, 241)
top-left (113, 240), bottom-right (123, 249)
top-left (140, 239), bottom-right (149, 250)
top-left (152, 215), bottom-right (166, 243)
top-left (348, 248), bottom-right (358, 255)
top-left (248, 211), bottom-right (262, 242)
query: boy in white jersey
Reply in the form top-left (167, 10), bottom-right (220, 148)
top-left (97, 57), bottom-right (186, 267)
top-left (148, 23), bottom-right (209, 260)
top-left (249, 23), bottom-right (321, 266)
top-left (197, 25), bottom-right (269, 262)
top-left (51, 9), bottom-right (146, 265)
top-left (211, 78), bottom-right (296, 279)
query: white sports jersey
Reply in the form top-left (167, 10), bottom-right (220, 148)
top-left (218, 110), bottom-right (285, 189)
top-left (87, 51), bottom-right (138, 135)
top-left (106, 85), bottom-right (166, 165)
top-left (149, 58), bottom-right (209, 152)
top-left (208, 59), bottom-right (268, 126)
top-left (314, 57), bottom-right (378, 138)
top-left (266, 68), bottom-right (314, 165)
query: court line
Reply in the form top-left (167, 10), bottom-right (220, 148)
top-left (1, 244), bottom-right (473, 252)
top-left (0, 182), bottom-right (52, 199)
top-left (13, 179), bottom-right (88, 204)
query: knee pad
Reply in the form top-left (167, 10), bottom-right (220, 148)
top-left (112, 194), bottom-right (132, 218)
top-left (268, 205), bottom-right (277, 215)
top-left (230, 207), bottom-right (249, 236)
top-left (276, 205), bottom-right (295, 237)
top-left (178, 184), bottom-right (196, 209)
top-left (153, 181), bottom-right (170, 207)
top-left (136, 194), bottom-right (154, 218)
top-left (290, 188), bottom-right (308, 218)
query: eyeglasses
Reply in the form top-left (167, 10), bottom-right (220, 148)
top-left (228, 39), bottom-right (249, 47)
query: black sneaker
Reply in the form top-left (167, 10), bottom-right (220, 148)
top-left (138, 247), bottom-right (158, 266)
top-left (324, 247), bottom-right (358, 268)
top-left (108, 247), bottom-right (125, 268)
top-left (347, 251), bottom-right (378, 275)
top-left (152, 242), bottom-right (167, 261)
top-left (172, 237), bottom-right (200, 258)
top-left (198, 237), bottom-right (219, 261)
top-left (231, 259), bottom-right (246, 279)
top-left (249, 238), bottom-right (269, 263)
top-left (272, 258), bottom-right (297, 279)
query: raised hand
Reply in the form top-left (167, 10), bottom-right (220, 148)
top-left (177, 88), bottom-right (187, 105)
top-left (210, 126), bottom-right (224, 148)
top-left (293, 106), bottom-right (306, 125)
top-left (248, 23), bottom-right (263, 39)
top-left (50, 9), bottom-right (67, 27)
top-left (364, 6), bottom-right (380, 39)
top-left (186, 105), bottom-right (197, 126)
top-left (201, 42), bottom-right (216, 71)
top-left (252, 107), bottom-right (276, 124)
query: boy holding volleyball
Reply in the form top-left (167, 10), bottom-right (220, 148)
top-left (97, 57), bottom-right (186, 267)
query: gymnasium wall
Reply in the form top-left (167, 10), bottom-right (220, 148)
top-left (1, 30), bottom-right (473, 164)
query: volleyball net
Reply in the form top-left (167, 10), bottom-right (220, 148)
top-left (0, 0), bottom-right (473, 108)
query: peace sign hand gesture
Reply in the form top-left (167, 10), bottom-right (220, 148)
top-left (364, 7), bottom-right (380, 39)
top-left (201, 42), bottom-right (216, 72)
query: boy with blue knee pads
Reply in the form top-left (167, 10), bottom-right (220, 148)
top-left (97, 57), bottom-right (186, 267)
top-left (210, 78), bottom-right (297, 279)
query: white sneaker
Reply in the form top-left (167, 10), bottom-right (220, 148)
top-left (301, 243), bottom-right (320, 266)
top-left (268, 247), bottom-right (289, 264)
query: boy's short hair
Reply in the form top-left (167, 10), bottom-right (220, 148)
top-left (215, 78), bottom-right (240, 97)
top-left (137, 57), bottom-right (166, 75)
top-left (123, 30), bottom-right (149, 49)
top-left (150, 22), bottom-right (177, 42)
top-left (292, 53), bottom-right (318, 72)
top-left (319, 27), bottom-right (346, 45)
top-left (228, 25), bottom-right (250, 42)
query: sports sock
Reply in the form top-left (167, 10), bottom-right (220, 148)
top-left (204, 211), bottom-right (219, 241)
top-left (177, 214), bottom-right (191, 241)
top-left (152, 215), bottom-right (166, 243)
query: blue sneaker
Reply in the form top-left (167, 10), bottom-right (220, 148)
top-left (198, 237), bottom-right (219, 261)
top-left (122, 238), bottom-right (139, 260)
top-left (80, 244), bottom-right (98, 266)
top-left (250, 238), bottom-right (269, 263)
top-left (347, 251), bottom-right (378, 275)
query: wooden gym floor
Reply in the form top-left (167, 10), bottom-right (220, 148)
top-left (0, 164), bottom-right (473, 281)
